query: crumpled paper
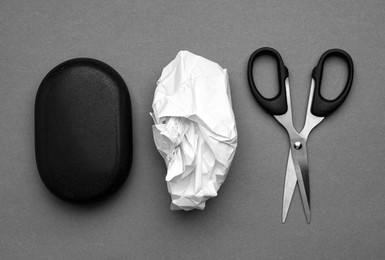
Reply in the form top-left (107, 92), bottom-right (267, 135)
top-left (150, 51), bottom-right (237, 210)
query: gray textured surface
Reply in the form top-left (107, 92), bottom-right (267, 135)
top-left (1, 0), bottom-right (385, 259)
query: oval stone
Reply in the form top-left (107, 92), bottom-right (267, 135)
top-left (35, 58), bottom-right (132, 203)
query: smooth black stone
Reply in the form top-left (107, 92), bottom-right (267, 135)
top-left (35, 58), bottom-right (132, 203)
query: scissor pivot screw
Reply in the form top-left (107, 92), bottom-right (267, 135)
top-left (294, 142), bottom-right (302, 150)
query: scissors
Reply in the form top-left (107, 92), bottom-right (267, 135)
top-left (247, 47), bottom-right (354, 223)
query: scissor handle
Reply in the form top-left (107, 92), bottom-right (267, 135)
top-left (311, 49), bottom-right (354, 117)
top-left (248, 47), bottom-right (289, 115)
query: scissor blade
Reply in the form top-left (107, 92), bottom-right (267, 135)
top-left (282, 150), bottom-right (297, 223)
top-left (292, 153), bottom-right (311, 224)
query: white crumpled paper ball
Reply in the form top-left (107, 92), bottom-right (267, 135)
top-left (151, 50), bottom-right (238, 210)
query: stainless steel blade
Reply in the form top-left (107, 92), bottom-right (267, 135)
top-left (274, 78), bottom-right (315, 224)
top-left (282, 149), bottom-right (297, 223)
top-left (291, 141), bottom-right (311, 224)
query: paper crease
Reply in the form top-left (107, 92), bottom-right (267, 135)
top-left (151, 50), bottom-right (238, 211)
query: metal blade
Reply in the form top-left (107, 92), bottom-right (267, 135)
top-left (291, 145), bottom-right (311, 224)
top-left (282, 150), bottom-right (297, 223)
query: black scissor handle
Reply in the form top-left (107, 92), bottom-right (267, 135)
top-left (248, 47), bottom-right (289, 115)
top-left (311, 49), bottom-right (354, 117)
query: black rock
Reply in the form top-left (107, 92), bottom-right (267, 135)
top-left (35, 58), bottom-right (132, 203)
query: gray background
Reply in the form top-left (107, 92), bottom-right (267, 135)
top-left (1, 0), bottom-right (384, 259)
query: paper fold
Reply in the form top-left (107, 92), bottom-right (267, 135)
top-left (151, 50), bottom-right (237, 211)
